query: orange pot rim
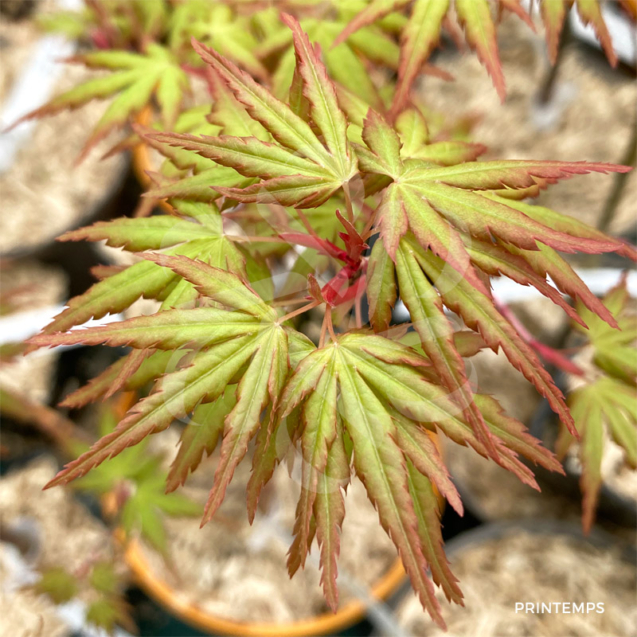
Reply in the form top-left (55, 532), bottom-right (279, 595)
top-left (123, 535), bottom-right (406, 637)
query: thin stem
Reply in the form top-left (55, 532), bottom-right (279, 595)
top-left (355, 295), bottom-right (363, 329)
top-left (343, 183), bottom-right (355, 224)
top-left (295, 208), bottom-right (319, 238)
top-left (226, 235), bottom-right (286, 243)
top-left (319, 310), bottom-right (329, 348)
top-left (270, 295), bottom-right (311, 308)
top-left (538, 18), bottom-right (571, 105)
top-left (279, 301), bottom-right (319, 324)
top-left (326, 308), bottom-right (338, 342)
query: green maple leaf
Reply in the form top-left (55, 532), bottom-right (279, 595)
top-left (336, 0), bottom-right (620, 109)
top-left (34, 200), bottom-right (250, 339)
top-left (359, 107), bottom-right (630, 446)
top-left (34, 567), bottom-right (79, 605)
top-left (149, 14), bottom-right (358, 209)
top-left (574, 275), bottom-right (637, 386)
top-left (14, 45), bottom-right (188, 156)
top-left (33, 257), bottom-right (292, 527)
top-left (171, 2), bottom-right (268, 80)
top-left (558, 277), bottom-right (637, 533)
top-left (276, 331), bottom-right (561, 620)
top-left (334, 0), bottom-right (531, 109)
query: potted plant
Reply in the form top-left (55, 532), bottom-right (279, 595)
top-left (15, 1), bottom-right (637, 633)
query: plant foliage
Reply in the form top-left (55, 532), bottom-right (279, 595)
top-left (21, 4), bottom-right (636, 628)
top-left (557, 275), bottom-right (637, 534)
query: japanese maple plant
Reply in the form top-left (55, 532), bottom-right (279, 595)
top-left (25, 6), bottom-right (635, 629)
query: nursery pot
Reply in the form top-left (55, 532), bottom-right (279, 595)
top-left (121, 538), bottom-right (405, 637)
top-left (105, 432), bottom-right (444, 637)
top-left (390, 519), bottom-right (637, 637)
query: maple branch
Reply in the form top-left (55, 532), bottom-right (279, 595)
top-left (494, 298), bottom-right (584, 376)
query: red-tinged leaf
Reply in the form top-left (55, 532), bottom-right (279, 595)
top-left (406, 461), bottom-right (463, 604)
top-left (401, 186), bottom-right (492, 297)
top-left (278, 347), bottom-right (332, 420)
top-left (246, 405), bottom-right (285, 522)
top-left (46, 335), bottom-right (260, 488)
top-left (453, 331), bottom-right (488, 357)
top-left (148, 132), bottom-right (333, 180)
top-left (60, 356), bottom-right (127, 409)
top-left (314, 425), bottom-right (349, 611)
top-left (474, 394), bottom-right (563, 473)
top-left (415, 250), bottom-right (577, 437)
top-left (166, 389), bottom-right (237, 493)
top-left (541, 0), bottom-right (568, 64)
top-left (396, 240), bottom-right (496, 456)
top-left (412, 182), bottom-right (620, 255)
top-left (508, 243), bottom-right (618, 329)
top-left (105, 347), bottom-right (150, 400)
top-left (499, 0), bottom-right (535, 29)
top-left (367, 239), bottom-right (397, 333)
top-left (391, 410), bottom-right (463, 515)
top-left (408, 141), bottom-right (487, 165)
top-left (29, 307), bottom-right (267, 351)
top-left (334, 0), bottom-right (411, 47)
top-left (142, 254), bottom-right (275, 320)
top-left (32, 260), bottom-right (177, 346)
top-left (202, 327), bottom-right (288, 524)
top-left (575, 0), bottom-right (618, 67)
top-left (215, 174), bottom-right (340, 209)
top-left (288, 516), bottom-right (317, 579)
top-left (90, 264), bottom-right (125, 281)
top-left (362, 109), bottom-right (403, 177)
top-left (377, 184), bottom-right (409, 258)
top-left (191, 39), bottom-right (336, 171)
top-left (405, 159), bottom-right (631, 191)
top-left (455, 0), bottom-right (505, 101)
top-left (146, 168), bottom-right (252, 203)
top-left (340, 337), bottom-right (541, 487)
top-left (282, 14), bottom-right (356, 182)
top-left (60, 350), bottom-right (177, 409)
top-left (289, 357), bottom-right (339, 571)
top-left (464, 237), bottom-right (587, 327)
top-left (486, 194), bottom-right (634, 261)
top-left (392, 0), bottom-right (451, 115)
top-left (336, 359), bottom-right (445, 628)
top-left (59, 217), bottom-right (213, 252)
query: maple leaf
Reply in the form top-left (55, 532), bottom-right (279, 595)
top-left (260, 11), bottom-right (399, 110)
top-left (147, 15), bottom-right (358, 209)
top-left (32, 257), bottom-right (291, 526)
top-left (11, 45), bottom-right (189, 157)
top-left (72, 405), bottom-right (201, 555)
top-left (32, 200), bottom-right (248, 341)
top-left (170, 2), bottom-right (268, 80)
top-left (558, 276), bottom-right (637, 533)
top-left (335, 0), bottom-right (532, 110)
top-left (276, 330), bottom-right (560, 623)
top-left (359, 108), bottom-right (630, 442)
top-left (541, 0), bottom-right (618, 66)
